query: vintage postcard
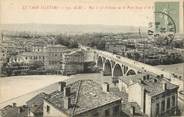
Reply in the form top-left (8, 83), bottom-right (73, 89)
top-left (0, 0), bottom-right (184, 117)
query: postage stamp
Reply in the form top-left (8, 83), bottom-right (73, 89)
top-left (155, 2), bottom-right (179, 32)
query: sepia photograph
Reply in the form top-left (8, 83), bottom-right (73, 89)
top-left (0, 0), bottom-right (184, 117)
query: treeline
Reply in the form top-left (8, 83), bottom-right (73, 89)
top-left (2, 31), bottom-right (144, 50)
top-left (54, 33), bottom-right (139, 50)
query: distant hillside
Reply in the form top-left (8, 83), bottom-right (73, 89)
top-left (0, 24), bottom-right (147, 34)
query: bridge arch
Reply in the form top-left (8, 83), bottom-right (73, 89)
top-left (126, 69), bottom-right (136, 76)
top-left (113, 64), bottom-right (123, 77)
top-left (103, 59), bottom-right (112, 76)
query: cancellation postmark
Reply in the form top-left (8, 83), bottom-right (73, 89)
top-left (147, 1), bottom-right (178, 46)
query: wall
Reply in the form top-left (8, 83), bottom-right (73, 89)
top-left (128, 83), bottom-right (143, 109)
top-left (83, 50), bottom-right (96, 62)
top-left (43, 100), bottom-right (68, 117)
top-left (76, 100), bottom-right (122, 117)
top-left (118, 80), bottom-right (128, 92)
top-left (145, 93), bottom-right (151, 117)
top-left (62, 63), bottom-right (84, 75)
top-left (151, 92), bottom-right (178, 117)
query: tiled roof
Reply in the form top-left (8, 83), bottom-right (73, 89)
top-left (120, 74), bottom-right (145, 85)
top-left (27, 92), bottom-right (49, 105)
top-left (26, 92), bottom-right (49, 114)
top-left (45, 80), bottom-right (122, 116)
top-left (0, 105), bottom-right (28, 117)
top-left (63, 49), bottom-right (84, 56)
top-left (142, 80), bottom-right (178, 96)
top-left (46, 44), bottom-right (67, 48)
top-left (109, 87), bottom-right (128, 102)
top-left (120, 74), bottom-right (179, 96)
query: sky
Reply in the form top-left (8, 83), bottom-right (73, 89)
top-left (0, 0), bottom-right (181, 27)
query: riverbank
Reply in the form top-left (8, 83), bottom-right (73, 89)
top-left (0, 75), bottom-right (69, 103)
top-left (157, 63), bottom-right (184, 76)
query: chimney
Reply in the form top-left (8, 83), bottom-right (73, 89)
top-left (130, 106), bottom-right (135, 115)
top-left (64, 87), bottom-right (70, 97)
top-left (160, 74), bottom-right (164, 78)
top-left (163, 82), bottom-right (167, 90)
top-left (102, 82), bottom-right (109, 93)
top-left (64, 97), bottom-right (70, 109)
top-left (58, 81), bottom-right (66, 92)
top-left (13, 103), bottom-right (17, 107)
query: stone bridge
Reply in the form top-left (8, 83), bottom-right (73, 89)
top-left (80, 45), bottom-right (174, 80)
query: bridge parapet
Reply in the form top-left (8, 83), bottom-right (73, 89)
top-left (80, 45), bottom-right (173, 80)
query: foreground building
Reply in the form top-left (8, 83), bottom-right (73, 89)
top-left (0, 103), bottom-right (28, 117)
top-left (43, 80), bottom-right (122, 117)
top-left (26, 92), bottom-right (49, 117)
top-left (118, 74), bottom-right (179, 117)
top-left (27, 80), bottom-right (122, 117)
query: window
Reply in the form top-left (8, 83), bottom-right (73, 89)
top-left (46, 105), bottom-right (50, 113)
top-left (156, 103), bottom-right (159, 115)
top-left (167, 98), bottom-right (170, 109)
top-left (105, 109), bottom-right (110, 116)
top-left (172, 95), bottom-right (175, 106)
top-left (161, 100), bottom-right (165, 112)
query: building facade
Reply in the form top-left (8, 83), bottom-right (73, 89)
top-left (61, 49), bottom-right (84, 75)
top-left (118, 74), bottom-right (179, 117)
top-left (44, 45), bottom-right (67, 71)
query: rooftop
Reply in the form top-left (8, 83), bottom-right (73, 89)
top-left (26, 92), bottom-right (49, 114)
top-left (63, 49), bottom-right (84, 56)
top-left (45, 80), bottom-right (122, 116)
top-left (120, 74), bottom-right (145, 86)
top-left (120, 74), bottom-right (179, 96)
top-left (0, 104), bottom-right (28, 117)
top-left (46, 44), bottom-right (67, 48)
top-left (142, 79), bottom-right (178, 96)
